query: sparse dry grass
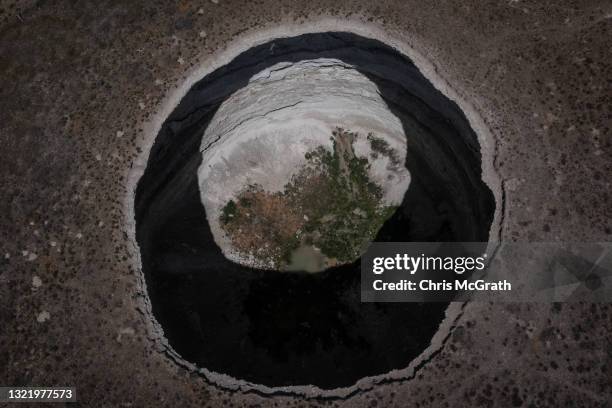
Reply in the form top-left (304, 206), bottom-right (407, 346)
top-left (222, 187), bottom-right (305, 265)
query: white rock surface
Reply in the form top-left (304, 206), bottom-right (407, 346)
top-left (36, 310), bottom-right (50, 323)
top-left (197, 58), bottom-right (410, 268)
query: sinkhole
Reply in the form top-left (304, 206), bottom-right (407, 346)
top-left (134, 32), bottom-right (496, 391)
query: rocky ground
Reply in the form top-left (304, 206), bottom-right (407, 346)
top-left (1, 1), bottom-right (610, 407)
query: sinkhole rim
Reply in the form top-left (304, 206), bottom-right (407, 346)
top-left (125, 20), bottom-right (503, 399)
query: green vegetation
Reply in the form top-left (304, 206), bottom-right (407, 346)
top-left (220, 200), bottom-right (237, 224)
top-left (220, 128), bottom-right (399, 270)
top-left (367, 132), bottom-right (401, 167)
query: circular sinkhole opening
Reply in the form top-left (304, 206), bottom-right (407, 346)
top-left (134, 32), bottom-right (495, 391)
